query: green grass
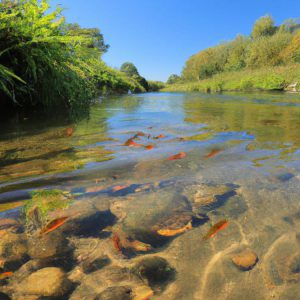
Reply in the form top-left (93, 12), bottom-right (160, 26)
top-left (162, 64), bottom-right (300, 93)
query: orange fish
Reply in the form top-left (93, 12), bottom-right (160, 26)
top-left (205, 149), bottom-right (222, 159)
top-left (0, 272), bottom-right (13, 280)
top-left (167, 151), bottom-right (186, 160)
top-left (154, 134), bottom-right (165, 139)
top-left (66, 127), bottom-right (73, 137)
top-left (40, 217), bottom-right (69, 235)
top-left (145, 145), bottom-right (154, 150)
top-left (112, 185), bottom-right (129, 192)
top-left (133, 131), bottom-right (146, 138)
top-left (123, 138), bottom-right (141, 147)
top-left (203, 219), bottom-right (229, 240)
top-left (112, 233), bottom-right (122, 252)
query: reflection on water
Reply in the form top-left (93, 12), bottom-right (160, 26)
top-left (0, 92), bottom-right (299, 299)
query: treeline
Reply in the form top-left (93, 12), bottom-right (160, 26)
top-left (167, 16), bottom-right (300, 86)
top-left (0, 0), bottom-right (160, 117)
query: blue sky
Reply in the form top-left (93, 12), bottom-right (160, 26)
top-left (51, 0), bottom-right (300, 81)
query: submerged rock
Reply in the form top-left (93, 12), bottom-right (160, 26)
top-left (70, 266), bottom-right (148, 299)
top-left (182, 182), bottom-right (237, 213)
top-left (48, 200), bottom-right (116, 237)
top-left (0, 231), bottom-right (28, 269)
top-left (232, 249), bottom-right (258, 271)
top-left (264, 233), bottom-right (299, 286)
top-left (72, 237), bottom-right (110, 274)
top-left (27, 231), bottom-right (72, 261)
top-left (16, 267), bottom-right (71, 297)
top-left (96, 286), bottom-right (132, 300)
top-left (132, 256), bottom-right (175, 291)
top-left (110, 188), bottom-right (206, 251)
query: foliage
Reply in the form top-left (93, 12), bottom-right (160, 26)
top-left (281, 31), bottom-right (300, 63)
top-left (120, 62), bottom-right (149, 91)
top-left (167, 74), bottom-right (181, 85)
top-left (148, 80), bottom-right (165, 91)
top-left (246, 32), bottom-right (292, 67)
top-left (180, 15), bottom-right (300, 85)
top-left (251, 15), bottom-right (277, 39)
top-left (0, 0), bottom-right (145, 116)
top-left (224, 35), bottom-right (250, 71)
top-left (23, 189), bottom-right (73, 230)
top-left (163, 64), bottom-right (300, 93)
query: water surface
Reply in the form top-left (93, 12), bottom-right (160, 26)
top-left (0, 92), bottom-right (299, 299)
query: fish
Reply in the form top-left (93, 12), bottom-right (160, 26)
top-left (112, 185), bottom-right (129, 192)
top-left (112, 233), bottom-right (122, 252)
top-left (154, 134), bottom-right (165, 139)
top-left (66, 127), bottom-right (73, 137)
top-left (123, 138), bottom-right (141, 147)
top-left (111, 233), bottom-right (151, 253)
top-left (145, 145), bottom-right (154, 150)
top-left (40, 217), bottom-right (69, 235)
top-left (133, 131), bottom-right (146, 138)
top-left (167, 151), bottom-right (186, 160)
top-left (205, 149), bottom-right (222, 159)
top-left (157, 221), bottom-right (192, 237)
top-left (0, 272), bottom-right (13, 280)
top-left (203, 219), bottom-right (229, 240)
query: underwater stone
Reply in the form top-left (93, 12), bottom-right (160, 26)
top-left (232, 249), bottom-right (258, 271)
top-left (96, 286), bottom-right (132, 300)
top-left (0, 231), bottom-right (28, 269)
top-left (28, 231), bottom-right (72, 260)
top-left (17, 267), bottom-right (71, 297)
top-left (132, 256), bottom-right (175, 291)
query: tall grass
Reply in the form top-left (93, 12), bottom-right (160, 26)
top-left (163, 65), bottom-right (300, 93)
top-left (0, 0), bottom-right (143, 117)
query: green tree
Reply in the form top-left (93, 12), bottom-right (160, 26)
top-left (251, 15), bottom-right (277, 39)
top-left (120, 62), bottom-right (149, 91)
top-left (246, 32), bottom-right (292, 67)
top-left (120, 62), bottom-right (140, 77)
top-left (167, 74), bottom-right (181, 84)
top-left (224, 35), bottom-right (250, 71)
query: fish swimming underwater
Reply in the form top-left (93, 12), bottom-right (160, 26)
top-left (167, 152), bottom-right (186, 160)
top-left (40, 217), bottom-right (69, 235)
top-left (203, 219), bottom-right (229, 240)
top-left (205, 149), bottom-right (222, 159)
top-left (0, 272), bottom-right (13, 280)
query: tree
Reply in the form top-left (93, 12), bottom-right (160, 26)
top-left (120, 62), bottom-right (149, 91)
top-left (224, 35), bottom-right (250, 71)
top-left (251, 15), bottom-right (277, 39)
top-left (120, 62), bottom-right (140, 77)
top-left (281, 31), bottom-right (300, 63)
top-left (167, 74), bottom-right (181, 84)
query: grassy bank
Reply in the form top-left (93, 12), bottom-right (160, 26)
top-left (162, 64), bottom-right (300, 93)
top-left (0, 0), bottom-right (146, 118)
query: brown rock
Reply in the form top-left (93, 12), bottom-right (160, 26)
top-left (0, 231), bottom-right (28, 268)
top-left (28, 232), bottom-right (72, 260)
top-left (232, 249), bottom-right (258, 271)
top-left (17, 267), bottom-right (71, 297)
top-left (96, 286), bottom-right (132, 300)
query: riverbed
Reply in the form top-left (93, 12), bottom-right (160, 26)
top-left (0, 92), bottom-right (299, 299)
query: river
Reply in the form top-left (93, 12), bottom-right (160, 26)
top-left (0, 92), bottom-right (299, 299)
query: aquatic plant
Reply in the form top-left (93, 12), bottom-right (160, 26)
top-left (23, 189), bottom-right (73, 232)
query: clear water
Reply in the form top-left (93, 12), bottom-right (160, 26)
top-left (0, 92), bottom-right (299, 299)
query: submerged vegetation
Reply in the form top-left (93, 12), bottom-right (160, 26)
top-left (0, 0), bottom-right (148, 116)
top-left (165, 15), bottom-right (300, 92)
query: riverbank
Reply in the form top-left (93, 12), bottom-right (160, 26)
top-left (163, 64), bottom-right (300, 93)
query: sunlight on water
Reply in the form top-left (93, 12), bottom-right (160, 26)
top-left (0, 92), bottom-right (299, 299)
